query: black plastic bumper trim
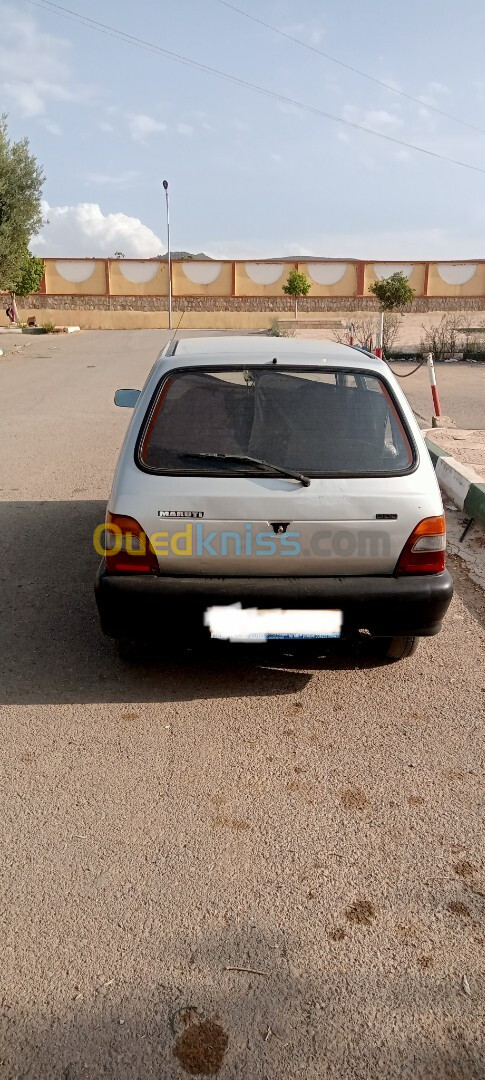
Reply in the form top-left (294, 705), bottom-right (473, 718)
top-left (95, 568), bottom-right (453, 640)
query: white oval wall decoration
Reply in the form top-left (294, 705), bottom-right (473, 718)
top-left (373, 263), bottom-right (414, 280)
top-left (118, 261), bottom-right (159, 284)
top-left (55, 260), bottom-right (96, 283)
top-left (437, 263), bottom-right (477, 286)
top-left (307, 262), bottom-right (348, 285)
top-left (245, 263), bottom-right (285, 285)
top-left (181, 262), bottom-right (222, 285)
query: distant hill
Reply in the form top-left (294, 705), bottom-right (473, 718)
top-left (157, 251), bottom-right (212, 260)
top-left (156, 253), bottom-right (357, 262)
top-left (270, 255), bottom-right (357, 262)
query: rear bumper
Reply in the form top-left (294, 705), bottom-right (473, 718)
top-left (95, 567), bottom-right (453, 639)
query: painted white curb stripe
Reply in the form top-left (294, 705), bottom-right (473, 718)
top-left (435, 455), bottom-right (472, 509)
top-left (427, 437), bottom-right (485, 521)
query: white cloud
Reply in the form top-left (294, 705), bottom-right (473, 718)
top-left (381, 77), bottom-right (403, 92)
top-left (42, 118), bottom-right (62, 136)
top-left (419, 81), bottom-right (450, 107)
top-left (127, 113), bottom-right (167, 142)
top-left (364, 109), bottom-right (401, 130)
top-left (1, 78), bottom-right (81, 117)
top-left (97, 120), bottom-right (115, 133)
top-left (191, 109), bottom-right (216, 132)
top-left (343, 106), bottom-right (402, 134)
top-left (0, 3), bottom-right (94, 116)
top-left (32, 201), bottom-right (162, 257)
top-left (2, 80), bottom-right (44, 117)
top-left (84, 171), bottom-right (139, 187)
top-left (177, 122), bottom-right (195, 136)
top-left (282, 20), bottom-right (325, 46)
top-left (427, 81), bottom-right (449, 96)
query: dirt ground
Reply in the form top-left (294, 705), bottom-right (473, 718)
top-left (287, 310), bottom-right (485, 351)
top-left (0, 329), bottom-right (484, 1080)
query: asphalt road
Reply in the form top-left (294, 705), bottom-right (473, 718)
top-left (1, 330), bottom-right (484, 1080)
top-left (389, 359), bottom-right (485, 430)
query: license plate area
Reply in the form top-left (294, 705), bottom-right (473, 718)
top-left (204, 604), bottom-right (342, 642)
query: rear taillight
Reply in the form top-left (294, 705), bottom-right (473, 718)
top-left (104, 513), bottom-right (159, 574)
top-left (396, 515), bottom-right (446, 574)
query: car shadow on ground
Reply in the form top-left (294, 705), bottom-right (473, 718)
top-left (0, 500), bottom-right (422, 706)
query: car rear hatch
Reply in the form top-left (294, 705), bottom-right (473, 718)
top-left (116, 364), bottom-right (426, 577)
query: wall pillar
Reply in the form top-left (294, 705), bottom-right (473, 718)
top-left (423, 262), bottom-right (430, 297)
top-left (104, 259), bottom-right (111, 297)
top-left (356, 262), bottom-right (365, 296)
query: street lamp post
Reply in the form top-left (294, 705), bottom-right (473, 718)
top-left (162, 179), bottom-right (172, 330)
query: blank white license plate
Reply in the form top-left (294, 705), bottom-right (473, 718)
top-left (204, 604), bottom-right (342, 642)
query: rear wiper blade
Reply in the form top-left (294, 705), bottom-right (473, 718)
top-left (181, 452), bottom-right (311, 487)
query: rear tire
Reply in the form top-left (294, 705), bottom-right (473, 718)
top-left (379, 635), bottom-right (419, 661)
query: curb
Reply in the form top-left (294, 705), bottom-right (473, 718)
top-left (425, 437), bottom-right (485, 528)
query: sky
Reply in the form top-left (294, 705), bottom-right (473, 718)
top-left (3, 0), bottom-right (485, 259)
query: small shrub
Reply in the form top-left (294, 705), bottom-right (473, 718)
top-left (461, 334), bottom-right (485, 359)
top-left (334, 313), bottom-right (400, 356)
top-left (419, 315), bottom-right (477, 362)
top-left (334, 316), bottom-right (376, 350)
top-left (42, 321), bottom-right (56, 333)
top-left (388, 350), bottom-right (423, 363)
top-left (267, 317), bottom-right (286, 337)
top-left (463, 349), bottom-right (485, 363)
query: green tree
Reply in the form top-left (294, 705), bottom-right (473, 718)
top-left (369, 272), bottom-right (414, 358)
top-left (369, 271), bottom-right (414, 311)
top-left (283, 268), bottom-right (311, 319)
top-left (0, 115), bottom-right (44, 317)
top-left (5, 248), bottom-right (45, 323)
top-left (13, 249), bottom-right (44, 297)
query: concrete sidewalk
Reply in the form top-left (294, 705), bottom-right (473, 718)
top-left (425, 427), bottom-right (485, 527)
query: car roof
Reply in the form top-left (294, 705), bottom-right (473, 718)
top-left (161, 335), bottom-right (384, 371)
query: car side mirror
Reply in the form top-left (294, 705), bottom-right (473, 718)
top-left (114, 389), bottom-right (140, 408)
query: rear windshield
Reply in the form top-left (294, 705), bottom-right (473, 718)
top-left (138, 367), bottom-right (414, 476)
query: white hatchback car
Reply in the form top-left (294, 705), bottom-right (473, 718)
top-left (95, 336), bottom-right (452, 660)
